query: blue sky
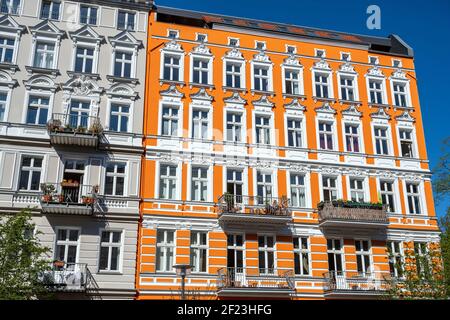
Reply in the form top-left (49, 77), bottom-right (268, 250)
top-left (156, 0), bottom-right (450, 217)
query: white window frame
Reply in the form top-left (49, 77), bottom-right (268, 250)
top-left (188, 165), bottom-right (211, 202)
top-left (224, 109), bottom-right (246, 143)
top-left (390, 79), bottom-right (411, 108)
top-left (0, 85), bottom-right (12, 122)
top-left (347, 176), bottom-right (369, 202)
top-left (253, 112), bottom-right (274, 146)
top-left (17, 154), bottom-right (43, 191)
top-left (155, 229), bottom-right (175, 273)
top-left (337, 72), bottom-right (359, 101)
top-left (355, 239), bottom-right (372, 275)
top-left (223, 58), bottom-right (245, 89)
top-left (342, 120), bottom-right (364, 153)
top-left (288, 172), bottom-right (309, 208)
top-left (250, 60), bottom-right (273, 92)
top-left (224, 166), bottom-right (248, 199)
top-left (403, 180), bottom-right (425, 215)
top-left (106, 99), bottom-right (133, 133)
top-left (54, 227), bottom-right (81, 263)
top-left (327, 238), bottom-right (345, 273)
top-left (189, 105), bottom-right (211, 140)
top-left (190, 231), bottom-right (208, 273)
top-left (104, 161), bottom-right (127, 196)
top-left (159, 103), bottom-right (181, 137)
top-left (317, 119), bottom-right (336, 151)
top-left (397, 126), bottom-right (417, 158)
top-left (257, 234), bottom-right (276, 274)
top-left (366, 76), bottom-right (388, 105)
top-left (319, 174), bottom-right (342, 202)
top-left (23, 92), bottom-right (53, 125)
top-left (0, 0), bottom-right (22, 15)
top-left (40, 0), bottom-right (61, 21)
top-left (190, 54), bottom-right (212, 85)
top-left (312, 70), bottom-right (333, 99)
top-left (72, 44), bottom-right (97, 74)
top-left (378, 178), bottom-right (400, 214)
top-left (116, 10), bottom-right (136, 31)
top-left (98, 229), bottom-right (124, 273)
top-left (254, 170), bottom-right (276, 200)
top-left (31, 39), bottom-right (57, 69)
top-left (282, 65), bottom-right (304, 96)
top-left (79, 3), bottom-right (99, 25)
top-left (160, 51), bottom-right (184, 82)
top-left (156, 162), bottom-right (181, 200)
top-left (372, 125), bottom-right (392, 156)
top-left (387, 241), bottom-right (404, 278)
top-left (0, 33), bottom-right (19, 64)
top-left (293, 236), bottom-right (311, 275)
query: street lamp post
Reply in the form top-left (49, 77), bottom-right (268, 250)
top-left (173, 264), bottom-right (192, 300)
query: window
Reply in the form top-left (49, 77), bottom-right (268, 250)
top-left (399, 128), bottom-right (414, 158)
top-left (387, 241), bottom-right (403, 278)
top-left (192, 109), bottom-right (208, 139)
top-left (227, 234), bottom-right (244, 269)
top-left (287, 118), bottom-right (303, 147)
top-left (349, 178), bottom-right (365, 202)
top-left (117, 10), bottom-right (135, 31)
top-left (228, 38), bottom-right (239, 47)
top-left (105, 162), bottom-right (126, 196)
top-left (196, 33), bottom-right (207, 42)
top-left (255, 41), bottom-right (266, 50)
top-left (293, 237), bottom-right (310, 275)
top-left (109, 103), bottom-right (130, 132)
top-left (255, 115), bottom-right (271, 144)
top-left (156, 230), bottom-right (174, 272)
top-left (285, 69), bottom-right (300, 95)
top-left (55, 228), bottom-right (79, 264)
top-left (0, 92), bottom-right (8, 121)
top-left (191, 166), bottom-right (208, 201)
top-left (168, 30), bottom-right (179, 39)
top-left (161, 105), bottom-right (178, 136)
top-left (192, 58), bottom-right (209, 84)
top-left (380, 180), bottom-right (396, 212)
top-left (327, 239), bottom-right (343, 273)
top-left (74, 47), bottom-right (94, 73)
top-left (226, 112), bottom-right (242, 142)
top-left (258, 236), bottom-right (275, 274)
top-left (414, 242), bottom-right (429, 277)
top-left (290, 174), bottom-right (306, 207)
top-left (368, 79), bottom-right (384, 104)
top-left (99, 231), bottom-right (122, 272)
top-left (26, 96), bottom-right (49, 125)
top-left (33, 42), bottom-right (55, 69)
top-left (314, 73), bottom-right (329, 98)
top-left (0, 37), bottom-right (15, 63)
top-left (374, 127), bottom-right (389, 155)
top-left (318, 121), bottom-right (333, 150)
top-left (163, 55), bottom-right (181, 81)
top-left (393, 82), bottom-right (408, 107)
top-left (344, 123), bottom-right (360, 152)
top-left (114, 51), bottom-right (132, 78)
top-left (322, 176), bottom-right (337, 201)
top-left (369, 56), bottom-right (379, 65)
top-left (393, 59), bottom-right (402, 68)
top-left (80, 5), bottom-right (98, 25)
top-left (406, 183), bottom-right (421, 214)
top-left (159, 164), bottom-right (177, 199)
top-left (68, 100), bottom-right (90, 128)
top-left (225, 62), bottom-right (242, 88)
top-left (227, 169), bottom-right (243, 200)
top-left (18, 156), bottom-right (42, 191)
top-left (256, 171), bottom-right (272, 202)
top-left (253, 65), bottom-right (269, 91)
top-left (286, 45), bottom-right (296, 54)
top-left (190, 231), bottom-right (207, 272)
top-left (341, 52), bottom-right (350, 61)
top-left (40, 1), bottom-right (60, 20)
top-left (355, 240), bottom-right (371, 275)
top-left (315, 49), bottom-right (325, 58)
top-left (0, 0), bottom-right (20, 15)
top-left (340, 76), bottom-right (355, 101)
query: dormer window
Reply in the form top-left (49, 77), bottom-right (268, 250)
top-left (168, 30), bottom-right (179, 39)
top-left (40, 1), bottom-right (60, 20)
top-left (255, 41), bottom-right (266, 51)
top-left (341, 52), bottom-right (351, 61)
top-left (369, 56), bottom-right (379, 65)
top-left (196, 33), bottom-right (207, 43)
top-left (229, 38), bottom-right (239, 47)
top-left (315, 49), bottom-right (325, 58)
top-left (286, 45), bottom-right (296, 54)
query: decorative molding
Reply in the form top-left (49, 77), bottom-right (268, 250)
top-left (396, 110), bottom-right (415, 122)
top-left (159, 85), bottom-right (184, 98)
top-left (312, 58), bottom-right (331, 70)
top-left (391, 68), bottom-right (408, 80)
top-left (191, 43), bottom-right (212, 56)
top-left (283, 54), bottom-right (302, 67)
top-left (253, 51), bottom-right (271, 63)
top-left (109, 30), bottom-right (142, 49)
top-left (223, 92), bottom-right (246, 105)
top-left (367, 66), bottom-right (384, 77)
top-left (370, 107), bottom-right (391, 120)
top-left (252, 95), bottom-right (274, 108)
top-left (338, 62), bottom-right (356, 73)
top-left (30, 19), bottom-right (64, 39)
top-left (69, 25), bottom-right (104, 45)
top-left (224, 47), bottom-right (244, 60)
top-left (163, 39), bottom-right (183, 52)
top-left (106, 83), bottom-right (138, 101)
top-left (284, 98), bottom-right (306, 111)
top-left (315, 102), bottom-right (336, 114)
top-left (0, 15), bottom-right (25, 35)
top-left (341, 104), bottom-right (362, 117)
top-left (0, 70), bottom-right (17, 88)
top-left (23, 75), bottom-right (57, 92)
top-left (62, 75), bottom-right (102, 96)
top-left (190, 87), bottom-right (213, 101)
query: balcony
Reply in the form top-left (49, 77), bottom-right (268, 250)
top-left (217, 267), bottom-right (295, 298)
top-left (41, 263), bottom-right (91, 292)
top-left (217, 194), bottom-right (292, 230)
top-left (39, 183), bottom-right (98, 215)
top-left (47, 113), bottom-right (103, 147)
top-left (323, 271), bottom-right (390, 299)
top-left (318, 201), bottom-right (388, 235)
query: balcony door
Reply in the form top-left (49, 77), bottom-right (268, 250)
top-left (69, 100), bottom-right (91, 129)
top-left (258, 235), bottom-right (275, 275)
top-left (55, 228), bottom-right (80, 265)
top-left (61, 160), bottom-right (86, 203)
top-left (256, 171), bottom-right (273, 204)
top-left (226, 169), bottom-right (243, 203)
top-left (227, 234), bottom-right (245, 286)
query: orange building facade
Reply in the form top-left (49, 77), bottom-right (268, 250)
top-left (136, 7), bottom-right (440, 300)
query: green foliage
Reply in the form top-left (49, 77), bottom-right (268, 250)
top-left (384, 243), bottom-right (447, 299)
top-left (0, 209), bottom-right (52, 300)
top-left (317, 199), bottom-right (383, 210)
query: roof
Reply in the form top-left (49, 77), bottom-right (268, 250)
top-left (73, 0), bottom-right (154, 11)
top-left (155, 5), bottom-right (413, 57)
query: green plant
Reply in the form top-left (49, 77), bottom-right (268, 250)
top-left (89, 119), bottom-right (103, 135)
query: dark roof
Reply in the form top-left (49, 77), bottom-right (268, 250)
top-left (155, 6), bottom-right (413, 57)
top-left (73, 0), bottom-right (153, 11)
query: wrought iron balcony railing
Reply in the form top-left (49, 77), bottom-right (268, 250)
top-left (218, 194), bottom-right (291, 217)
top-left (217, 267), bottom-right (295, 291)
top-left (323, 271), bottom-right (391, 293)
top-left (40, 183), bottom-right (98, 215)
top-left (41, 263), bottom-right (90, 292)
top-left (318, 201), bottom-right (388, 226)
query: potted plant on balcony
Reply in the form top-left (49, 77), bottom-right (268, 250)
top-left (82, 196), bottom-right (95, 205)
top-left (40, 183), bottom-right (55, 202)
top-left (75, 125), bottom-right (87, 134)
top-left (89, 119), bottom-right (103, 135)
top-left (52, 260), bottom-right (65, 268)
top-left (46, 119), bottom-right (62, 133)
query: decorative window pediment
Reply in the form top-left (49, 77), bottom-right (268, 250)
top-left (341, 104), bottom-right (362, 117)
top-left (224, 47), bottom-right (244, 60)
top-left (191, 43), bottom-right (212, 56)
top-left (23, 75), bottom-right (57, 92)
top-left (159, 85), bottom-right (184, 98)
top-left (391, 68), bottom-right (408, 80)
top-left (366, 65), bottom-right (384, 78)
top-left (0, 15), bottom-right (25, 35)
top-left (315, 102), bottom-right (336, 114)
top-left (338, 62), bottom-right (356, 74)
top-left (0, 70), bottom-right (17, 88)
top-left (284, 98), bottom-right (306, 111)
top-left (396, 110), bottom-right (415, 122)
top-left (252, 95), bottom-right (274, 108)
top-left (312, 59), bottom-right (331, 71)
top-left (70, 25), bottom-right (104, 45)
top-left (223, 92), bottom-right (246, 105)
top-left (370, 107), bottom-right (391, 120)
top-left (283, 54), bottom-right (302, 67)
top-left (190, 87), bottom-right (213, 101)
top-left (162, 39), bottom-right (183, 53)
top-left (30, 20), bottom-right (64, 40)
top-left (252, 51), bottom-right (271, 64)
top-left (106, 83), bottom-right (138, 101)
top-left (109, 30), bottom-right (142, 49)
top-left (62, 75), bottom-right (103, 96)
